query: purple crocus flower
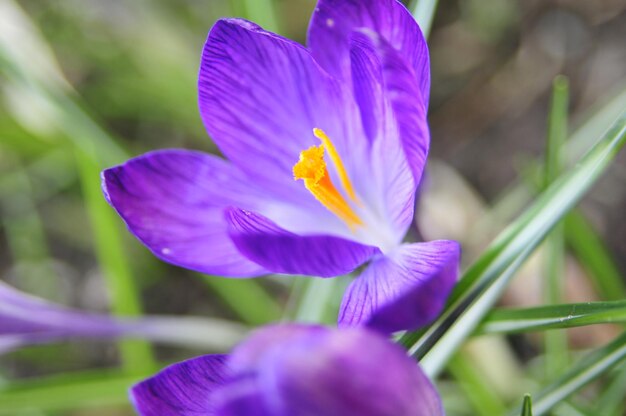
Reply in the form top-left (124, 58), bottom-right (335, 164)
top-left (0, 281), bottom-right (245, 353)
top-left (131, 324), bottom-right (444, 416)
top-left (102, 0), bottom-right (460, 333)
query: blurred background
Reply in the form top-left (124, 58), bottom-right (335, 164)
top-left (1, 0), bottom-right (625, 414)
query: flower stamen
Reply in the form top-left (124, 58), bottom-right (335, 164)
top-left (293, 130), bottom-right (363, 228)
top-left (313, 128), bottom-right (359, 203)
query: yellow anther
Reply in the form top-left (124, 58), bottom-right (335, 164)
top-left (293, 141), bottom-right (363, 229)
top-left (313, 128), bottom-right (358, 202)
top-left (292, 145), bottom-right (326, 183)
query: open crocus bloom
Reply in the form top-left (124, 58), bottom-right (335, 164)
top-left (102, 0), bottom-right (460, 333)
top-left (131, 324), bottom-right (444, 416)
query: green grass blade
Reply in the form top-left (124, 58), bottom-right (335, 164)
top-left (564, 211), bottom-right (626, 300)
top-left (565, 83), bottom-right (626, 163)
top-left (75, 148), bottom-right (156, 374)
top-left (544, 224), bottom-right (567, 375)
top-left (411, 0), bottom-right (440, 38)
top-left (543, 75), bottom-right (569, 378)
top-left (414, 243), bottom-right (534, 376)
top-left (593, 363), bottom-right (626, 416)
top-left (518, 331), bottom-right (626, 416)
top-left (544, 76), bottom-right (569, 187)
top-left (520, 394), bottom-right (533, 416)
top-left (554, 402), bottom-right (594, 416)
top-left (401, 114), bottom-right (626, 377)
top-left (477, 300), bottom-right (626, 334)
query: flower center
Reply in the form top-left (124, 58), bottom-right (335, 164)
top-left (293, 128), bottom-right (363, 229)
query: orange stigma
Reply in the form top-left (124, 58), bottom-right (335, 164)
top-left (293, 129), bottom-right (363, 228)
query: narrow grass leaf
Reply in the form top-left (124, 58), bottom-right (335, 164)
top-left (543, 76), bottom-right (569, 187)
top-left (564, 211), bottom-right (626, 300)
top-left (553, 402), bottom-right (594, 416)
top-left (543, 75), bottom-right (569, 378)
top-left (565, 83), bottom-right (626, 163)
top-left (593, 362), bottom-right (626, 416)
top-left (520, 394), bottom-right (533, 416)
top-left (517, 331), bottom-right (626, 416)
top-left (411, 0), bottom-right (440, 38)
top-left (477, 300), bottom-right (626, 334)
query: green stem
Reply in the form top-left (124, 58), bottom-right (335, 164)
top-left (543, 75), bottom-right (569, 379)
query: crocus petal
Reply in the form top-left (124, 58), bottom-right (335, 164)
top-left (226, 208), bottom-right (380, 277)
top-left (0, 281), bottom-right (123, 352)
top-left (199, 18), bottom-right (365, 210)
top-left (259, 326), bottom-right (443, 416)
top-left (212, 380), bottom-right (271, 416)
top-left (227, 324), bottom-right (327, 374)
top-left (348, 30), bottom-right (422, 235)
top-left (309, 0), bottom-right (430, 104)
top-left (0, 282), bottom-right (245, 353)
top-left (339, 240), bottom-right (460, 333)
top-left (102, 149), bottom-right (270, 277)
top-left (351, 29), bottom-right (430, 188)
top-left (131, 355), bottom-right (229, 416)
